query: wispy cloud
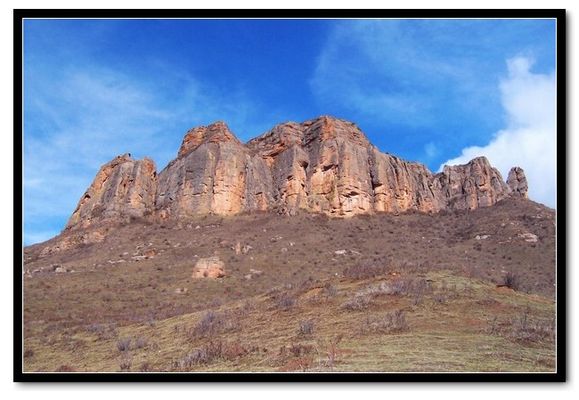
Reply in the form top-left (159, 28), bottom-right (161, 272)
top-left (439, 56), bottom-right (556, 208)
top-left (311, 20), bottom-right (497, 126)
top-left (24, 63), bottom-right (273, 245)
top-left (310, 19), bottom-right (556, 167)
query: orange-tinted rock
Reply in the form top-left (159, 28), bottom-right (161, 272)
top-left (156, 122), bottom-right (273, 217)
top-left (67, 116), bottom-right (526, 229)
top-left (437, 156), bottom-right (510, 210)
top-left (65, 154), bottom-right (157, 230)
top-left (192, 256), bottom-right (225, 278)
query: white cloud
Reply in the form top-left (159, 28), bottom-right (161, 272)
top-left (424, 142), bottom-right (439, 159)
top-left (439, 56), bottom-right (556, 208)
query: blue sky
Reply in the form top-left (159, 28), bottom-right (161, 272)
top-left (23, 18), bottom-right (557, 245)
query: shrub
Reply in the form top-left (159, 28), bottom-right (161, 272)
top-left (174, 340), bottom-right (250, 370)
top-left (116, 337), bottom-right (132, 352)
top-left (318, 335), bottom-right (343, 371)
top-left (139, 361), bottom-right (152, 372)
top-left (363, 310), bottom-right (409, 334)
top-left (511, 312), bottom-right (555, 343)
top-left (502, 271), bottom-right (519, 290)
top-left (486, 311), bottom-right (555, 344)
top-left (340, 294), bottom-right (373, 311)
top-left (134, 336), bottom-right (148, 349)
top-left (323, 283), bottom-right (338, 297)
top-left (86, 323), bottom-right (118, 340)
top-left (119, 355), bottom-right (132, 371)
top-left (275, 293), bottom-right (297, 310)
top-left (298, 319), bottom-right (315, 336)
top-left (192, 310), bottom-right (239, 338)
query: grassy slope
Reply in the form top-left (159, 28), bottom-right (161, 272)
top-left (24, 270), bottom-right (555, 373)
top-left (22, 197), bottom-right (556, 373)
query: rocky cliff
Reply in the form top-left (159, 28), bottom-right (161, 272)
top-left (66, 153), bottom-right (157, 229)
top-left (65, 116), bottom-right (528, 231)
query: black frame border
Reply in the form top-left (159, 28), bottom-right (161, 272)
top-left (14, 8), bottom-right (567, 383)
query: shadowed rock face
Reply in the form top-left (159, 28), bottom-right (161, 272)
top-left (65, 116), bottom-right (529, 230)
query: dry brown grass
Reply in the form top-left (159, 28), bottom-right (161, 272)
top-left (22, 197), bottom-right (556, 372)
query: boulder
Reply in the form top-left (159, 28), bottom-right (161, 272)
top-left (192, 256), bottom-right (226, 279)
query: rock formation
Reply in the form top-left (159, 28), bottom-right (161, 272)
top-left (65, 116), bottom-right (529, 231)
top-left (437, 156), bottom-right (511, 211)
top-left (192, 256), bottom-right (226, 278)
top-left (66, 153), bottom-right (157, 230)
top-left (507, 167), bottom-right (529, 198)
top-left (155, 122), bottom-right (272, 219)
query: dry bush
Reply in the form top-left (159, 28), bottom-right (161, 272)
top-left (340, 294), bottom-right (373, 311)
top-left (342, 277), bottom-right (432, 311)
top-left (119, 355), bottom-right (132, 371)
top-left (298, 319), bottom-right (315, 336)
top-left (133, 336), bottom-right (148, 349)
top-left (317, 335), bottom-right (343, 371)
top-left (173, 340), bottom-right (251, 370)
top-left (23, 349), bottom-right (34, 358)
top-left (139, 361), bottom-right (152, 372)
top-left (486, 311), bottom-right (555, 344)
top-left (116, 337), bottom-right (131, 352)
top-left (273, 292), bottom-right (297, 310)
top-left (362, 310), bottom-right (409, 334)
top-left (86, 323), bottom-right (118, 340)
top-left (502, 271), bottom-right (520, 291)
top-left (191, 310), bottom-right (239, 338)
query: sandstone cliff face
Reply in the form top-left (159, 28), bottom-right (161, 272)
top-left (246, 116), bottom-right (517, 216)
top-left (156, 122), bottom-right (273, 218)
top-left (65, 116), bottom-right (529, 230)
top-left (437, 157), bottom-right (511, 211)
top-left (247, 117), bottom-right (376, 216)
top-left (66, 153), bottom-right (157, 230)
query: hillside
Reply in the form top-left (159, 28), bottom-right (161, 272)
top-left (22, 196), bottom-right (556, 372)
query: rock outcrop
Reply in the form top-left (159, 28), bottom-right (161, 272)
top-left (437, 156), bottom-right (511, 211)
top-left (192, 256), bottom-right (226, 278)
top-left (507, 167), bottom-right (529, 198)
top-left (156, 122), bottom-right (272, 218)
top-left (66, 154), bottom-right (157, 230)
top-left (65, 116), bottom-right (529, 229)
